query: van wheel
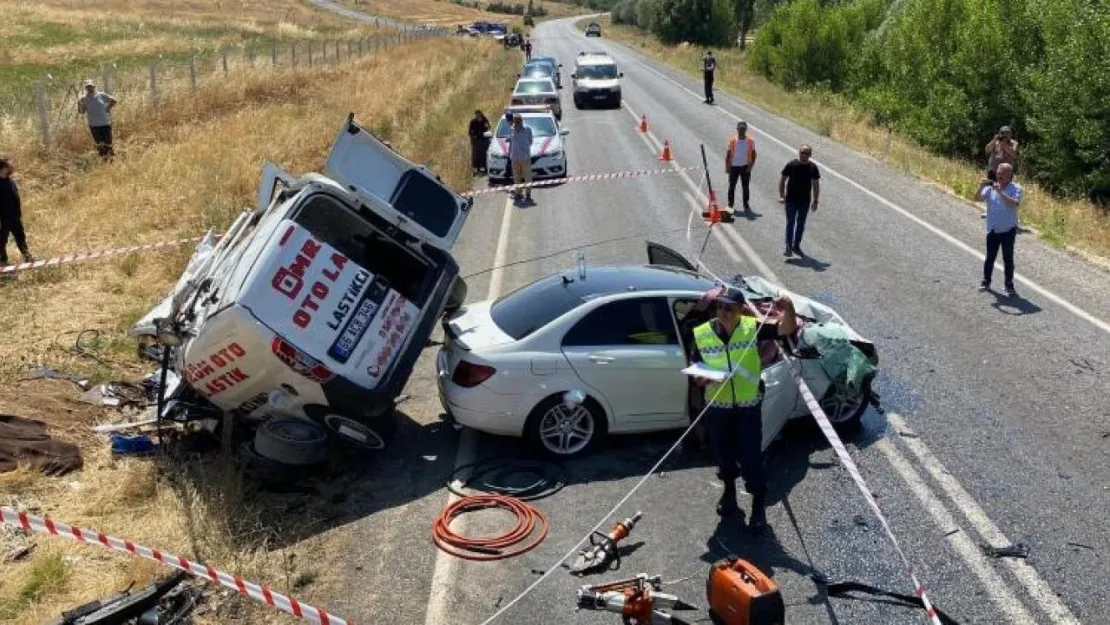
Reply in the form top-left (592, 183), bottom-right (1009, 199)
top-left (445, 277), bottom-right (468, 315)
top-left (324, 411), bottom-right (396, 450)
top-left (253, 418), bottom-right (329, 466)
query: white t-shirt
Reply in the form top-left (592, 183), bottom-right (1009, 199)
top-left (731, 138), bottom-right (751, 167)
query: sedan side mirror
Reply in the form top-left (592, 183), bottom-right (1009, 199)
top-left (570, 73), bottom-right (576, 79)
top-left (560, 129), bottom-right (570, 135)
top-left (618, 72), bottom-right (624, 78)
top-left (483, 131), bottom-right (493, 139)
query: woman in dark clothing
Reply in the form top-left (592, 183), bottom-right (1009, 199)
top-left (468, 110), bottom-right (491, 175)
top-left (0, 157), bottom-right (33, 267)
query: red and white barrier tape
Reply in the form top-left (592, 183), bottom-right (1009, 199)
top-left (0, 237), bottom-right (204, 276)
top-left (459, 165), bottom-right (703, 197)
top-left (0, 506), bottom-right (353, 625)
top-left (790, 370), bottom-right (944, 625)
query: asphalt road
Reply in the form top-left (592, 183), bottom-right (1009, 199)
top-left (314, 14), bottom-right (1110, 625)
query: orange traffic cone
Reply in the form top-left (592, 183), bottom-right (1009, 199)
top-left (658, 140), bottom-right (673, 161)
top-left (638, 115), bottom-right (648, 133)
top-left (702, 189), bottom-right (722, 223)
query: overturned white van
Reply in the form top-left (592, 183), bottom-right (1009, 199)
top-left (132, 114), bottom-right (472, 451)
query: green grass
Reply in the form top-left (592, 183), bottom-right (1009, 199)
top-left (0, 552), bottom-right (71, 621)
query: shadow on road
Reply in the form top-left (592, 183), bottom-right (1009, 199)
top-left (988, 290), bottom-right (1042, 316)
top-left (786, 254), bottom-right (832, 272)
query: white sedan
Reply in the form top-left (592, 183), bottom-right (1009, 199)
top-left (511, 77), bottom-right (562, 119)
top-left (486, 106), bottom-right (570, 184)
top-left (436, 243), bottom-right (881, 457)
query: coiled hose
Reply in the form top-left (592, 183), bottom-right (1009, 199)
top-left (432, 494), bottom-right (549, 561)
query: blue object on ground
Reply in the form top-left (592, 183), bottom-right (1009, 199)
top-left (110, 434), bottom-right (156, 455)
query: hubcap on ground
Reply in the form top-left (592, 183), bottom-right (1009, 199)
top-left (539, 403), bottom-right (594, 455)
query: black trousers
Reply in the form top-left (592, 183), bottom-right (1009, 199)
top-left (983, 227), bottom-right (1017, 289)
top-left (89, 124), bottom-right (114, 158)
top-left (727, 165), bottom-right (751, 208)
top-left (0, 211), bottom-right (30, 264)
top-left (704, 71), bottom-right (714, 101)
top-left (705, 404), bottom-right (765, 497)
top-left (470, 137), bottom-right (489, 171)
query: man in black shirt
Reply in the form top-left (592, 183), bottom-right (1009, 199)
top-left (778, 145), bottom-right (820, 257)
top-left (0, 157), bottom-right (33, 267)
top-left (702, 50), bottom-right (716, 104)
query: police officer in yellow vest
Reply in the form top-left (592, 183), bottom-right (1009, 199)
top-left (691, 286), bottom-right (797, 532)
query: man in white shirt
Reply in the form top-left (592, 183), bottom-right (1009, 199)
top-left (508, 114), bottom-right (534, 204)
top-left (724, 120), bottom-right (757, 213)
top-left (976, 163), bottom-right (1023, 297)
top-left (77, 79), bottom-right (119, 161)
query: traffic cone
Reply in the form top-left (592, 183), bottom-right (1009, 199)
top-left (638, 115), bottom-right (648, 133)
top-left (702, 189), bottom-right (722, 224)
top-left (658, 140), bottom-right (673, 161)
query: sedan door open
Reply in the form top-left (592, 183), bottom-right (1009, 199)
top-left (560, 296), bottom-right (688, 428)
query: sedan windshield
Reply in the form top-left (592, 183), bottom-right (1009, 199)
top-left (514, 80), bottom-right (555, 95)
top-left (493, 116), bottom-right (557, 138)
top-left (491, 276), bottom-right (583, 340)
top-left (523, 65), bottom-right (553, 79)
top-left (577, 64), bottom-right (618, 79)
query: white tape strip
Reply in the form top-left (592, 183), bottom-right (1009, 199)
top-left (789, 367), bottom-right (944, 625)
top-left (1, 506), bottom-right (353, 625)
top-left (0, 237), bottom-right (204, 275)
top-left (460, 165), bottom-right (703, 197)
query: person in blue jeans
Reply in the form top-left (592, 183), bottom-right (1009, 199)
top-left (977, 162), bottom-right (1023, 297)
top-left (778, 145), bottom-right (820, 257)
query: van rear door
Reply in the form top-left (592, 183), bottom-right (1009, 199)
top-left (323, 114), bottom-right (472, 251)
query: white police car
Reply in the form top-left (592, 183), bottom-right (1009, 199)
top-left (485, 106), bottom-right (570, 184)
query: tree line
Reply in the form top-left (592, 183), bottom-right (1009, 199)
top-left (614, 0), bottom-right (1110, 203)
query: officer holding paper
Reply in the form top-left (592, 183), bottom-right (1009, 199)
top-left (689, 286), bottom-right (797, 533)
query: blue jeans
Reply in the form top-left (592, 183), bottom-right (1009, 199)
top-left (784, 200), bottom-right (810, 248)
top-left (705, 404), bottom-right (766, 497)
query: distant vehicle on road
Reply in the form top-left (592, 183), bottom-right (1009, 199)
top-left (520, 60), bottom-right (561, 89)
top-left (572, 53), bottom-right (622, 109)
top-left (524, 13), bottom-right (535, 26)
top-left (529, 56), bottom-right (563, 88)
top-left (484, 105), bottom-right (569, 184)
top-left (585, 22), bottom-right (602, 37)
top-left (437, 243), bottom-right (880, 458)
top-left (511, 77), bottom-right (562, 119)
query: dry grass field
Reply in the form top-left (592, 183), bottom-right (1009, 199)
top-left (585, 16), bottom-right (1110, 262)
top-left (339, 0), bottom-right (587, 26)
top-left (0, 26), bottom-right (521, 623)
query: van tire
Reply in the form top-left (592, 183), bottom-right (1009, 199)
top-left (324, 410), bottom-right (396, 451)
top-left (445, 277), bottom-right (468, 315)
top-left (253, 418), bottom-right (329, 466)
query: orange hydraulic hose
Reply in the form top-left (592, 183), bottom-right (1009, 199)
top-left (432, 494), bottom-right (549, 561)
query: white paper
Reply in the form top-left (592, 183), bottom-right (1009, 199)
top-left (681, 362), bottom-right (729, 382)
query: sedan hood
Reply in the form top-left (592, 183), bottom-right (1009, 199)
top-left (739, 275), bottom-right (867, 342)
top-left (488, 135), bottom-right (564, 158)
top-left (443, 300), bottom-right (515, 351)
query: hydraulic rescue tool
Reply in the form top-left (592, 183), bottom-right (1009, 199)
top-left (705, 556), bottom-right (785, 625)
top-left (569, 510), bottom-right (643, 575)
top-left (575, 573), bottom-right (697, 625)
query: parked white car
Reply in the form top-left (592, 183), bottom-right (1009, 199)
top-left (511, 77), bottom-right (562, 119)
top-left (486, 106), bottom-right (569, 184)
top-left (436, 243), bottom-right (880, 457)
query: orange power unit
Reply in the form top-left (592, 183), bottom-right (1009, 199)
top-left (706, 557), bottom-right (785, 625)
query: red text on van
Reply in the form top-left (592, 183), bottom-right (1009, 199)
top-left (271, 232), bottom-right (350, 329)
top-left (186, 342), bottom-right (247, 384)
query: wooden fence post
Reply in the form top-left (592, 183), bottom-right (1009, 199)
top-left (271, 42), bottom-right (278, 67)
top-left (222, 49), bottom-right (229, 76)
top-left (308, 41), bottom-right (314, 66)
top-left (189, 54), bottom-right (197, 92)
top-left (292, 41), bottom-right (298, 68)
top-left (33, 81), bottom-right (52, 151)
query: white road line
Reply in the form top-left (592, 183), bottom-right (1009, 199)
top-left (874, 438), bottom-right (1038, 623)
top-left (423, 194), bottom-right (515, 625)
top-left (619, 88), bottom-right (1073, 623)
top-left (888, 412), bottom-right (1081, 624)
top-left (604, 33), bottom-right (1110, 337)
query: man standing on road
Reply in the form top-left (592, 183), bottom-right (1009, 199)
top-left (77, 79), bottom-right (118, 161)
top-left (508, 114), bottom-right (534, 204)
top-left (977, 163), bottom-right (1023, 297)
top-left (523, 38), bottom-right (533, 61)
top-left (725, 120), bottom-right (757, 213)
top-left (778, 145), bottom-right (820, 257)
top-left (702, 50), bottom-right (717, 104)
top-left (985, 125), bottom-right (1018, 182)
top-left (690, 287), bottom-right (797, 533)
top-left (0, 157), bottom-right (34, 267)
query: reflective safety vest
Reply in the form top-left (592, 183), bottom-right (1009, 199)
top-left (693, 317), bottom-right (762, 408)
top-left (726, 135), bottom-right (756, 169)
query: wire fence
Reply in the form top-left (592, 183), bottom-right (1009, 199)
top-left (16, 26), bottom-right (450, 152)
